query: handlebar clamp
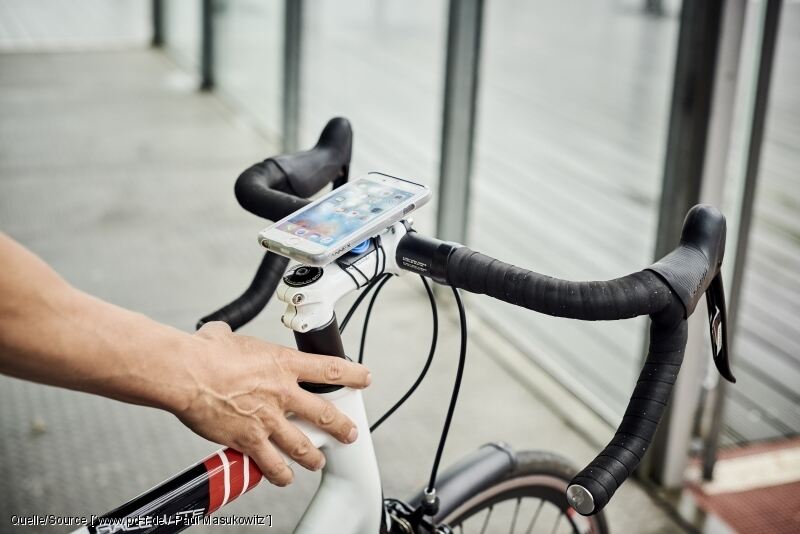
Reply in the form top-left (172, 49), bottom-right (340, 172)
top-left (395, 232), bottom-right (460, 285)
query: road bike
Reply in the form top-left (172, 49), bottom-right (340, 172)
top-left (73, 117), bottom-right (735, 534)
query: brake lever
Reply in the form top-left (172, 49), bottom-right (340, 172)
top-left (705, 272), bottom-right (736, 383)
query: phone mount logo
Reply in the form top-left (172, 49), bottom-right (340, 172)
top-left (284, 266), bottom-right (323, 287)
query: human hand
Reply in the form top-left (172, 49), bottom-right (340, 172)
top-left (174, 321), bottom-right (371, 486)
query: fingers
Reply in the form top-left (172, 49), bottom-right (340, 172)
top-left (289, 390), bottom-right (359, 444)
top-left (247, 439), bottom-right (294, 487)
top-left (290, 352), bottom-right (371, 389)
top-left (270, 418), bottom-right (326, 472)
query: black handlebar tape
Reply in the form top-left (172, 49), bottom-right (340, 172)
top-left (272, 117), bottom-right (352, 198)
top-left (235, 159), bottom-right (312, 222)
top-left (566, 300), bottom-right (686, 515)
top-left (445, 247), bottom-right (672, 321)
top-left (196, 252), bottom-right (289, 331)
top-left (206, 117), bottom-right (352, 329)
top-left (646, 204), bottom-right (727, 317)
top-left (234, 117), bottom-right (352, 222)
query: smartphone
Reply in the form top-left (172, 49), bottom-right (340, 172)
top-left (258, 172), bottom-right (431, 266)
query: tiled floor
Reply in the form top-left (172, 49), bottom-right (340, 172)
top-left (687, 438), bottom-right (800, 533)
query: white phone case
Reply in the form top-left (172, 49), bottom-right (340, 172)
top-left (258, 173), bottom-right (430, 266)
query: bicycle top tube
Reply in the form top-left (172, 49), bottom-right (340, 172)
top-left (203, 116), bottom-right (735, 518)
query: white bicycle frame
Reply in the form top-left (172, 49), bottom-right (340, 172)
top-left (276, 222), bottom-right (410, 533)
top-left (69, 216), bottom-right (591, 534)
top-left (285, 388), bottom-right (381, 533)
top-left (68, 223), bottom-right (409, 534)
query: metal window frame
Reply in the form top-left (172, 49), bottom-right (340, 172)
top-left (200, 0), bottom-right (214, 91)
top-left (640, 0), bottom-right (726, 487)
top-left (151, 0), bottom-right (164, 47)
top-left (700, 0), bottom-right (784, 481)
top-left (435, 0), bottom-right (485, 243)
top-left (645, 0), bottom-right (784, 487)
top-left (282, 0), bottom-right (304, 152)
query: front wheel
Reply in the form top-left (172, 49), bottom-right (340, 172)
top-left (439, 450), bottom-right (609, 534)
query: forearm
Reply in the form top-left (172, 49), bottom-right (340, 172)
top-left (0, 234), bottom-right (194, 412)
top-left (1, 234), bottom-right (371, 486)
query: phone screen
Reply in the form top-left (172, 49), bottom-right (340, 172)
top-left (276, 178), bottom-right (415, 246)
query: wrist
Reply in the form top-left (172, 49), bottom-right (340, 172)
top-left (96, 311), bottom-right (203, 415)
top-left (144, 330), bottom-right (203, 415)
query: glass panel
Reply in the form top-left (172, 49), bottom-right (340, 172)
top-left (213, 0), bottom-right (284, 140)
top-left (300, 0), bottom-right (448, 232)
top-left (0, 0), bottom-right (149, 51)
top-left (720, 0), bottom-right (800, 446)
top-left (468, 0), bottom-right (683, 419)
top-left (164, 0), bottom-right (201, 70)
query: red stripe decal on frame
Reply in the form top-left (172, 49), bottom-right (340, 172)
top-left (223, 449), bottom-right (246, 501)
top-left (246, 454), bottom-right (263, 492)
top-left (203, 452), bottom-right (225, 514)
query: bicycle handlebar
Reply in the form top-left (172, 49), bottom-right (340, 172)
top-left (397, 204), bottom-right (727, 321)
top-left (198, 118), bottom-right (352, 330)
top-left (234, 117), bottom-right (352, 222)
top-left (197, 252), bottom-right (289, 329)
top-left (396, 204), bottom-right (734, 515)
top-left (203, 117), bottom-right (735, 517)
top-left (568, 298), bottom-right (687, 514)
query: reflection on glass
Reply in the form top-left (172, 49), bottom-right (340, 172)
top-left (300, 0), bottom-right (447, 232)
top-left (164, 0), bottom-right (201, 70)
top-left (213, 0), bottom-right (284, 140)
top-left (720, 0), bottom-right (800, 447)
top-left (469, 0), bottom-right (683, 420)
top-left (0, 0), bottom-right (149, 51)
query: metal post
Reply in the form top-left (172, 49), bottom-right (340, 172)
top-left (693, 0), bottom-right (748, 480)
top-left (642, 0), bottom-right (725, 488)
top-left (151, 0), bottom-right (164, 48)
top-left (701, 0), bottom-right (783, 480)
top-left (200, 0), bottom-right (214, 91)
top-left (435, 0), bottom-right (485, 243)
top-left (692, 0), bottom-right (748, 482)
top-left (652, 1), bottom-right (724, 258)
top-left (701, 0), bottom-right (748, 204)
top-left (282, 0), bottom-right (304, 153)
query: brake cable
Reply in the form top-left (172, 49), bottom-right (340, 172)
top-left (339, 256), bottom-right (466, 517)
top-left (420, 286), bottom-right (467, 515)
top-left (339, 272), bottom-right (391, 333)
top-left (358, 274), bottom-right (394, 364)
top-left (338, 238), bottom-right (390, 333)
top-left (369, 276), bottom-right (438, 432)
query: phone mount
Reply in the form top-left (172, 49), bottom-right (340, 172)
top-left (275, 222), bottom-right (410, 333)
